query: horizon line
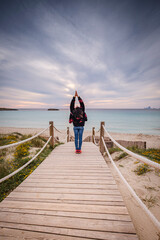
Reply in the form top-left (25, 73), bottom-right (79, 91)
top-left (1, 107), bottom-right (160, 110)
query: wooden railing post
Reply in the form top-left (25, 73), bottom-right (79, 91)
top-left (92, 127), bottom-right (95, 143)
top-left (49, 121), bottom-right (54, 147)
top-left (100, 121), bottom-right (105, 154)
top-left (67, 127), bottom-right (69, 142)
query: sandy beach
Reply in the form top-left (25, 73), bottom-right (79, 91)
top-left (0, 126), bottom-right (160, 149)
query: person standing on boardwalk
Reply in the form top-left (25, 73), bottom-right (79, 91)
top-left (69, 91), bottom-right (87, 154)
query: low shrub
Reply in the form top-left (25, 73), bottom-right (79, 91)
top-left (119, 164), bottom-right (124, 167)
top-left (0, 161), bottom-right (12, 179)
top-left (14, 142), bottom-right (30, 159)
top-left (109, 147), bottom-right (122, 154)
top-left (21, 134), bottom-right (32, 140)
top-left (30, 138), bottom-right (44, 148)
top-left (128, 147), bottom-right (160, 164)
top-left (0, 149), bottom-right (7, 157)
top-left (134, 164), bottom-right (151, 175)
top-left (115, 152), bottom-right (128, 160)
top-left (141, 195), bottom-right (157, 208)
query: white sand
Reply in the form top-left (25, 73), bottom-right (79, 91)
top-left (109, 152), bottom-right (160, 221)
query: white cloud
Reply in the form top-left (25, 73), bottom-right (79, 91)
top-left (0, 87), bottom-right (47, 101)
top-left (0, 1), bottom-right (160, 109)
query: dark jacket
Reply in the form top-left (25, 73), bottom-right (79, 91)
top-left (69, 96), bottom-right (87, 127)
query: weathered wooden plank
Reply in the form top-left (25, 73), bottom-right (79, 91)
top-left (18, 182), bottom-right (119, 189)
top-left (40, 164), bottom-right (108, 167)
top-left (32, 168), bottom-right (111, 172)
top-left (49, 155), bottom-right (103, 158)
top-left (0, 225), bottom-right (138, 240)
top-left (14, 187), bottom-right (121, 195)
top-left (5, 198), bottom-right (125, 206)
top-left (30, 172), bottom-right (113, 176)
top-left (7, 191), bottom-right (123, 201)
top-left (0, 212), bottom-right (136, 233)
top-left (41, 159), bottom-right (106, 163)
top-left (0, 200), bottom-right (128, 214)
top-left (0, 208), bottom-right (131, 221)
top-left (24, 178), bottom-right (116, 184)
top-left (28, 175), bottom-right (114, 180)
top-left (39, 165), bottom-right (108, 168)
top-left (0, 226), bottom-right (94, 240)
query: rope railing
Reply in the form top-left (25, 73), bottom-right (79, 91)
top-left (93, 135), bottom-right (99, 146)
top-left (101, 136), bottom-right (160, 231)
top-left (0, 136), bottom-right (51, 183)
top-left (92, 127), bottom-right (99, 146)
top-left (96, 128), bottom-right (100, 133)
top-left (0, 126), bottom-right (50, 150)
top-left (53, 125), bottom-right (65, 134)
top-left (54, 137), bottom-right (61, 144)
top-left (102, 125), bottom-right (160, 170)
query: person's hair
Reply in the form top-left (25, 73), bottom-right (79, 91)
top-left (73, 107), bottom-right (83, 119)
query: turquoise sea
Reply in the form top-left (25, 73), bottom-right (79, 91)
top-left (0, 109), bottom-right (160, 135)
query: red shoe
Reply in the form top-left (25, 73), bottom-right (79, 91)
top-left (75, 150), bottom-right (81, 154)
top-left (79, 150), bottom-right (82, 153)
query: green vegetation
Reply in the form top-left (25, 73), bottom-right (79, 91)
top-left (108, 147), bottom-right (122, 154)
top-left (0, 133), bottom-right (62, 202)
top-left (119, 164), bottom-right (124, 167)
top-left (127, 147), bottom-right (160, 164)
top-left (134, 160), bottom-right (140, 164)
top-left (0, 134), bottom-right (18, 146)
top-left (108, 145), bottom-right (160, 164)
top-left (134, 163), bottom-right (151, 175)
top-left (29, 137), bottom-right (45, 148)
top-left (14, 142), bottom-right (30, 159)
top-left (141, 195), bottom-right (157, 208)
top-left (144, 186), bottom-right (157, 191)
top-left (115, 152), bottom-right (128, 161)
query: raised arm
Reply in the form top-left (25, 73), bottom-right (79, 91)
top-left (70, 97), bottom-right (75, 113)
top-left (78, 96), bottom-right (85, 112)
top-left (71, 91), bottom-right (85, 112)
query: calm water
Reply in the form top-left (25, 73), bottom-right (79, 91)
top-left (0, 109), bottom-right (160, 135)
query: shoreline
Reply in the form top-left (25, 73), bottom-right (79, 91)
top-left (0, 127), bottom-right (160, 149)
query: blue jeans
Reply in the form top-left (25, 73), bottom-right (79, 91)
top-left (73, 126), bottom-right (84, 150)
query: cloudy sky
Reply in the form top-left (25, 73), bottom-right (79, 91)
top-left (0, 0), bottom-right (160, 109)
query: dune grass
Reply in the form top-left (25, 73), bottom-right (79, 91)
top-left (108, 146), bottom-right (160, 164)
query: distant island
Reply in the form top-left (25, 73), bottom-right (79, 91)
top-left (48, 108), bottom-right (59, 111)
top-left (144, 106), bottom-right (160, 110)
top-left (0, 108), bottom-right (18, 111)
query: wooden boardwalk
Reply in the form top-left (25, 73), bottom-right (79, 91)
top-left (0, 142), bottom-right (138, 239)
